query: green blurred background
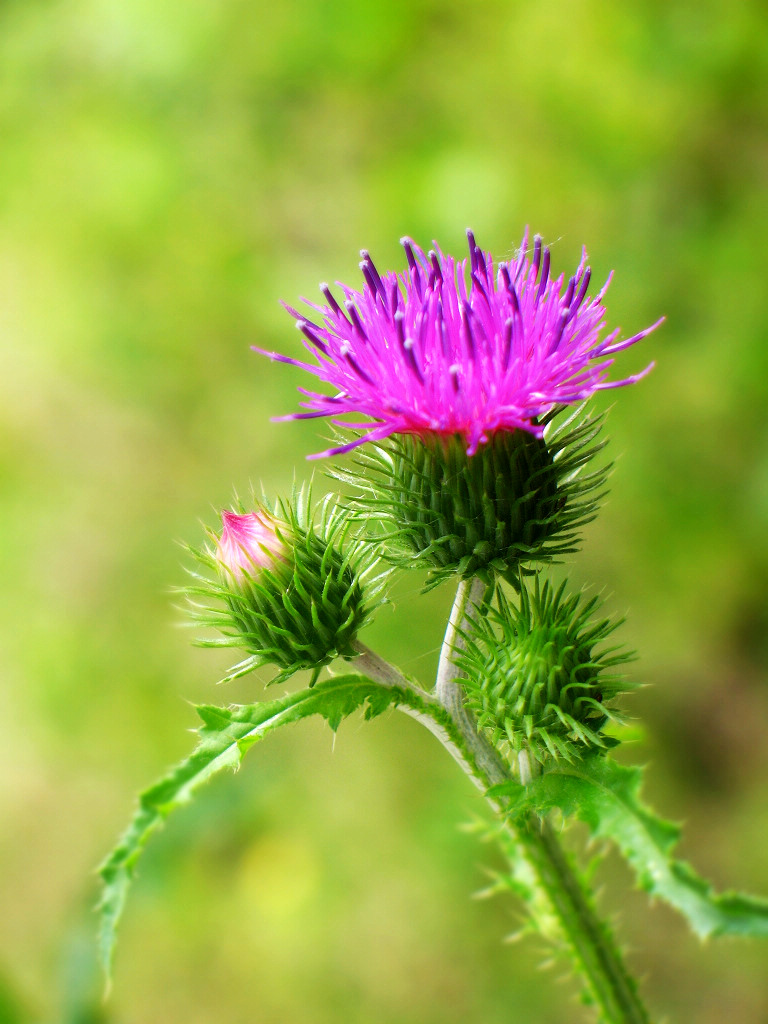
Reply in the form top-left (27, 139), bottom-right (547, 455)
top-left (2, 0), bottom-right (768, 1020)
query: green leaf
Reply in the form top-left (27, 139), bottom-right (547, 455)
top-left (491, 755), bottom-right (768, 939)
top-left (98, 674), bottom-right (424, 979)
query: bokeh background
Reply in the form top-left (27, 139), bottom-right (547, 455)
top-left (2, 0), bottom-right (768, 1021)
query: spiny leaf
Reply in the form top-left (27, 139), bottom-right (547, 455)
top-left (491, 755), bottom-right (768, 939)
top-left (98, 674), bottom-right (426, 980)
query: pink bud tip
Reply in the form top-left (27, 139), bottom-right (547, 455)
top-left (216, 509), bottom-right (285, 581)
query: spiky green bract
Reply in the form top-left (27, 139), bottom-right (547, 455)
top-left (490, 754), bottom-right (768, 940)
top-left (184, 487), bottom-right (386, 684)
top-left (98, 674), bottom-right (432, 979)
top-left (457, 579), bottom-right (634, 766)
top-left (331, 406), bottom-right (608, 590)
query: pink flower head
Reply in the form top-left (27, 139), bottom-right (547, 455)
top-left (257, 230), bottom-right (663, 458)
top-left (216, 509), bottom-right (285, 582)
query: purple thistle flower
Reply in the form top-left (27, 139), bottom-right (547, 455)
top-left (257, 230), bottom-right (663, 459)
top-left (216, 509), bottom-right (285, 582)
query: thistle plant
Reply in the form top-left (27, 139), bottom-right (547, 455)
top-left (99, 230), bottom-right (768, 1022)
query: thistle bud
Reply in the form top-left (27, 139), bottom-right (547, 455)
top-left (186, 491), bottom-right (384, 684)
top-left (457, 580), bottom-right (634, 765)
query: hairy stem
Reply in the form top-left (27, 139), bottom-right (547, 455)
top-left (435, 576), bottom-right (488, 716)
top-left (352, 642), bottom-right (425, 694)
top-left (518, 816), bottom-right (650, 1024)
top-left (352, 639), bottom-right (492, 782)
top-left (355, 585), bottom-right (653, 1024)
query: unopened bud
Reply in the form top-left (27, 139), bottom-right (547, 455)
top-left (186, 492), bottom-right (384, 685)
top-left (457, 580), bottom-right (634, 765)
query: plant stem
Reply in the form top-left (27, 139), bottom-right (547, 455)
top-left (352, 642), bottom-right (424, 693)
top-left (352, 640), bottom-right (482, 771)
top-left (518, 817), bottom-right (650, 1024)
top-left (357, 582), bottom-right (653, 1024)
top-left (435, 575), bottom-right (488, 716)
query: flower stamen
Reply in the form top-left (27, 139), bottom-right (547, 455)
top-left (263, 230), bottom-right (662, 459)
